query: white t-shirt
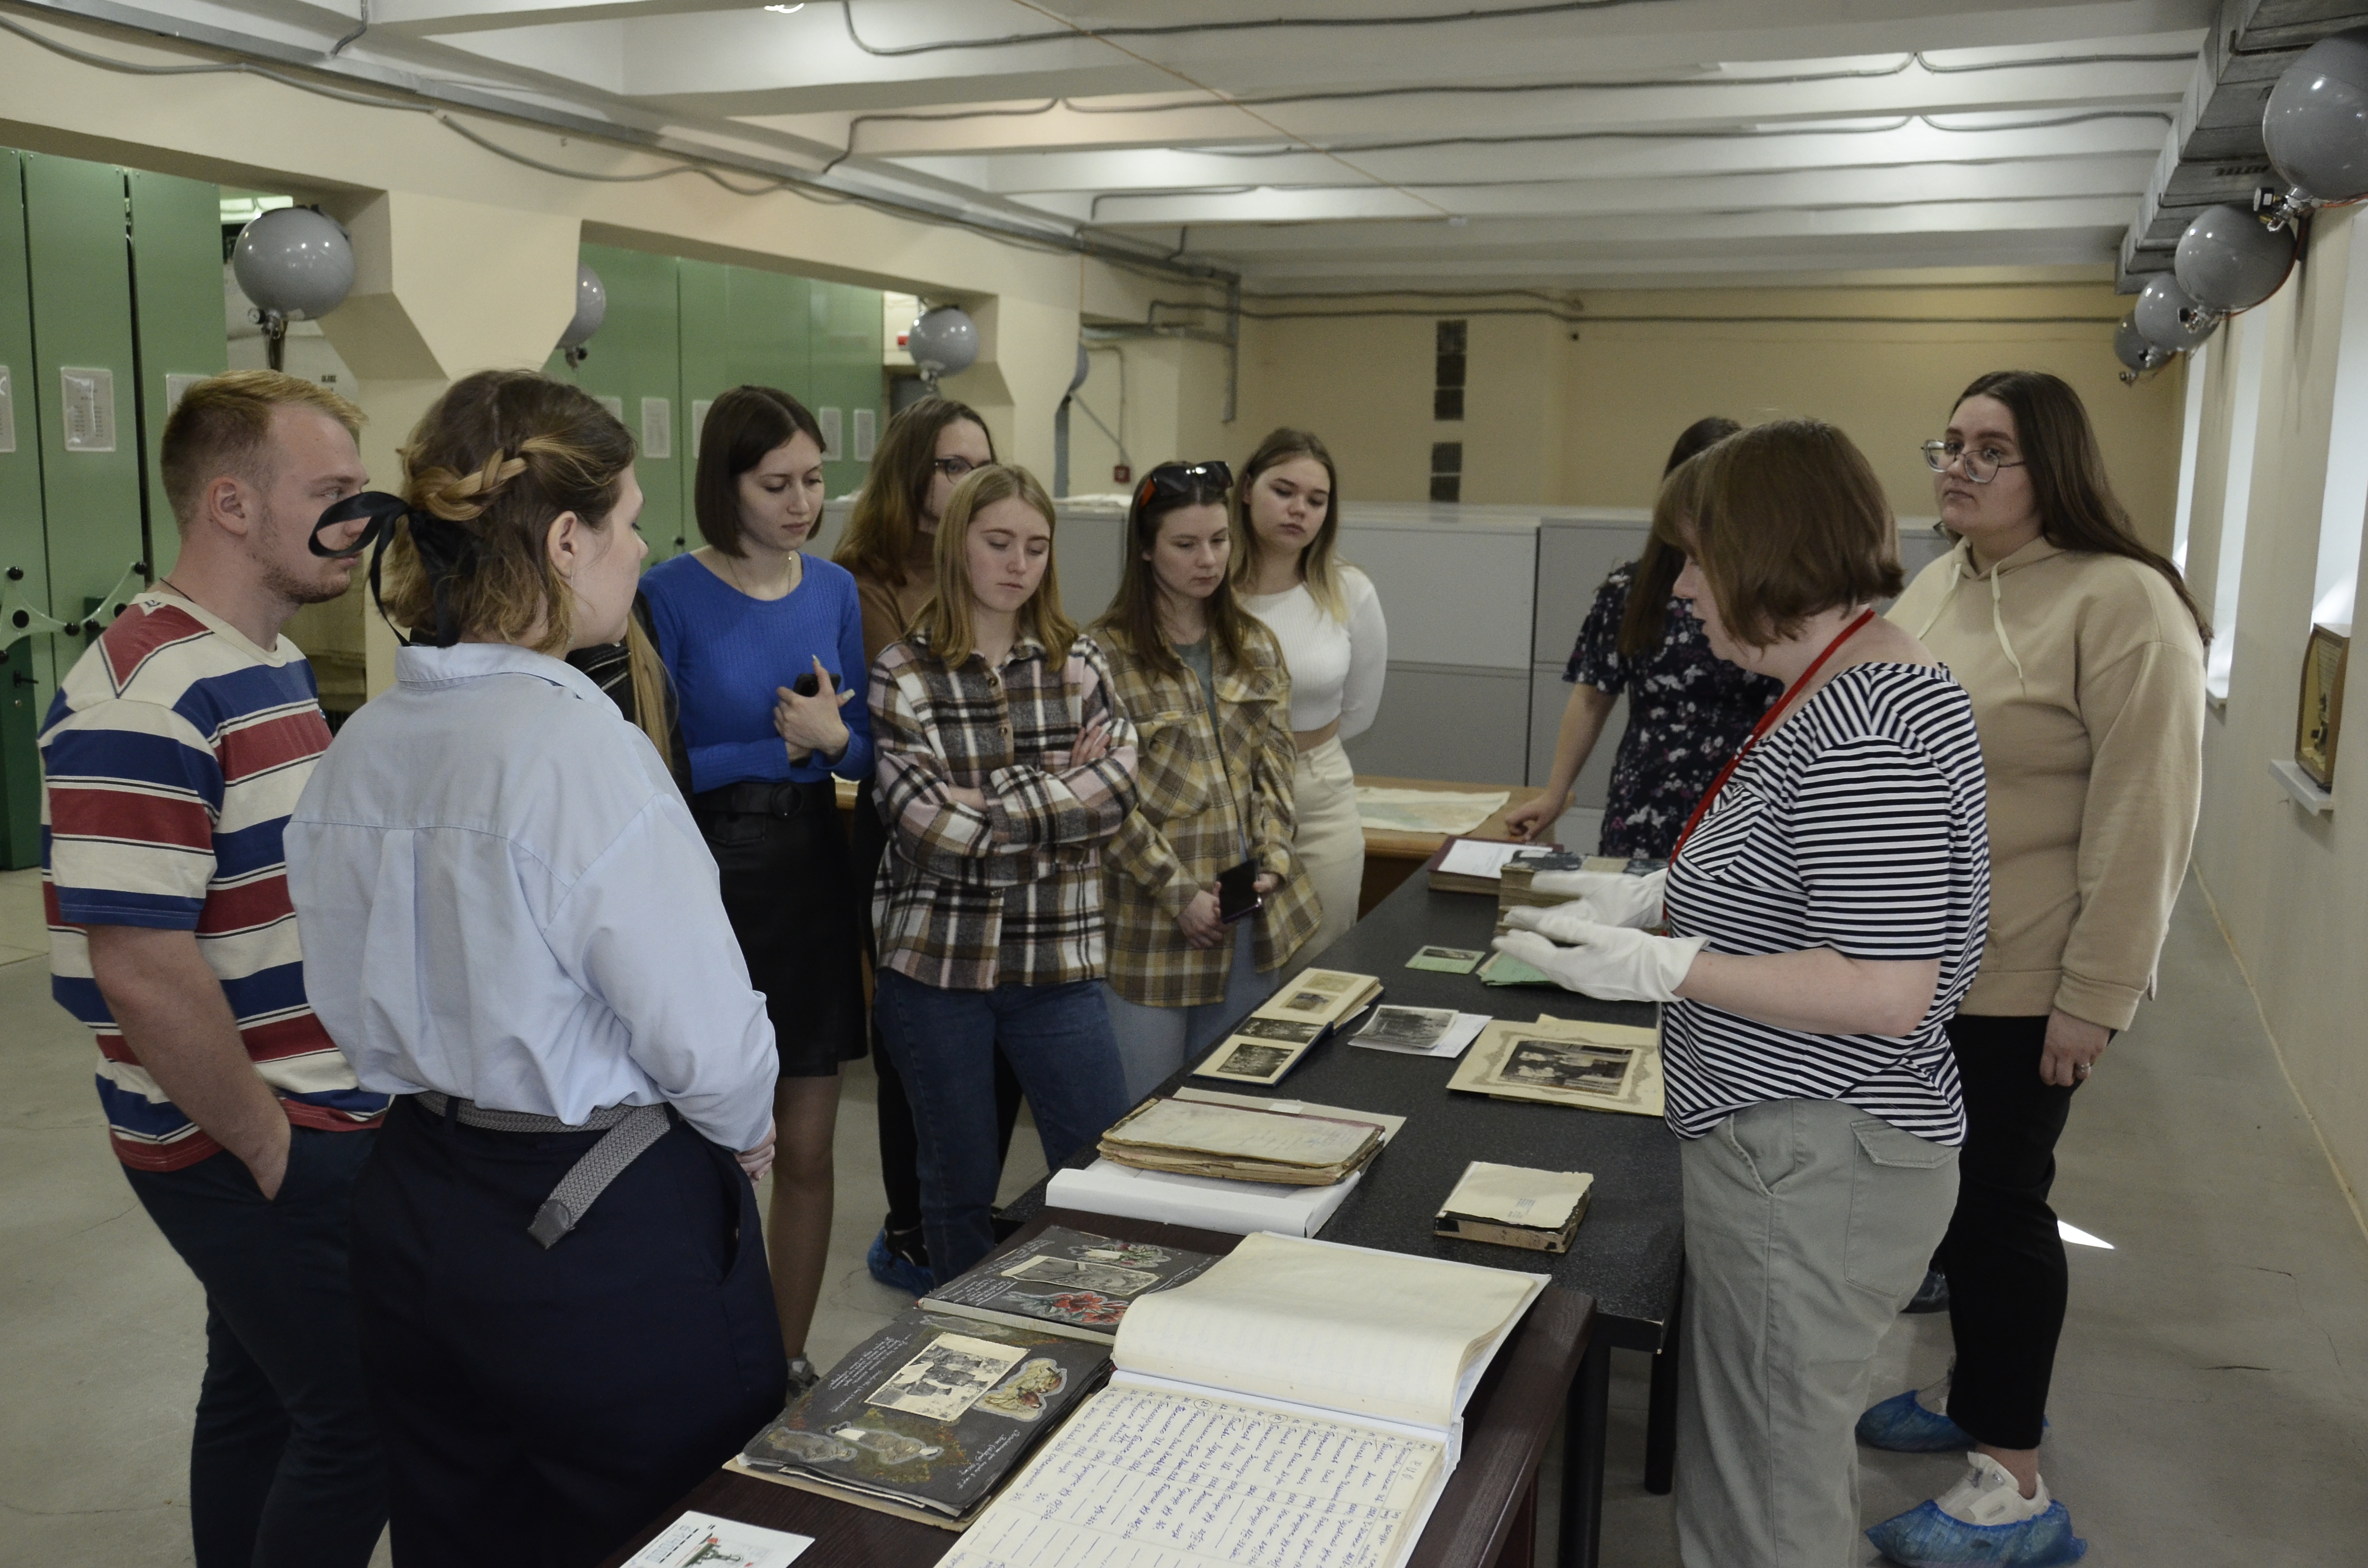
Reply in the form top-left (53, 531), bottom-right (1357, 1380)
top-left (1241, 566), bottom-right (1388, 738)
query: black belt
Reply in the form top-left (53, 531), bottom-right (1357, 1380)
top-left (413, 1091), bottom-right (676, 1249)
top-left (694, 778), bottom-right (831, 818)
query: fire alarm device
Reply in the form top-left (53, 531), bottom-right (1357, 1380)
top-left (1113, 464), bottom-right (1132, 483)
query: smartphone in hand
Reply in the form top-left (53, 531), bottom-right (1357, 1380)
top-left (791, 671), bottom-right (821, 697)
top-left (1216, 858), bottom-right (1263, 924)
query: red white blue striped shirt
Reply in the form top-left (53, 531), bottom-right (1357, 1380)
top-left (40, 589), bottom-right (386, 1171)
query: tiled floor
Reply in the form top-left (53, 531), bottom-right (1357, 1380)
top-left (3, 866), bottom-right (2365, 1565)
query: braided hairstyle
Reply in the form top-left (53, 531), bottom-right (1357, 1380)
top-left (381, 371), bottom-right (637, 653)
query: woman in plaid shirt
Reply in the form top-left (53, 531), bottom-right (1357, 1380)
top-left (867, 464), bottom-right (1141, 1279)
top-left (1092, 462), bottom-right (1320, 1100)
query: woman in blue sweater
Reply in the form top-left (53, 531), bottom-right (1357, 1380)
top-left (639, 385), bottom-right (871, 1392)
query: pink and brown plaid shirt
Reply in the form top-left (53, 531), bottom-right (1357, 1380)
top-left (869, 629), bottom-right (1140, 991)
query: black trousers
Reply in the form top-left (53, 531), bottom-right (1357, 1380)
top-left (351, 1098), bottom-right (787, 1568)
top-left (1936, 1013), bottom-right (2081, 1450)
top-left (122, 1130), bottom-right (386, 1568)
top-left (852, 777), bottom-right (1023, 1246)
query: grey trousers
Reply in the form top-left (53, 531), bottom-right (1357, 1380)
top-left (1676, 1099), bottom-right (1961, 1568)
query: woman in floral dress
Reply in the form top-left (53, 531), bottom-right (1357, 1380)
top-left (1505, 417), bottom-right (1781, 858)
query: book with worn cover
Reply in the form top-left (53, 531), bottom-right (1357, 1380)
top-left (1098, 1097), bottom-right (1383, 1186)
top-left (732, 1310), bottom-right (1110, 1528)
top-left (938, 1232), bottom-right (1546, 1568)
top-left (920, 1225), bottom-right (1221, 1343)
top-left (1433, 1160), bottom-right (1595, 1254)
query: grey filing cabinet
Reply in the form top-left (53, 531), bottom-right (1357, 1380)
top-left (1335, 503), bottom-right (1541, 784)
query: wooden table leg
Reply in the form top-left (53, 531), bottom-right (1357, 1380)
top-left (1559, 1336), bottom-right (1611, 1568)
top-left (1644, 1273), bottom-right (1683, 1495)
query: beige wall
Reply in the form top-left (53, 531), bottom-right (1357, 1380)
top-left (2182, 203), bottom-right (2368, 1218)
top-left (1226, 283), bottom-right (2189, 547)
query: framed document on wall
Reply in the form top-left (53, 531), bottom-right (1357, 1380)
top-left (2296, 623), bottom-right (2351, 788)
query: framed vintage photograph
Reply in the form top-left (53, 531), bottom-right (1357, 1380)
top-left (2296, 623), bottom-right (2350, 788)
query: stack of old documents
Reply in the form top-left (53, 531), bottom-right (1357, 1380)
top-left (1097, 1097), bottom-right (1384, 1187)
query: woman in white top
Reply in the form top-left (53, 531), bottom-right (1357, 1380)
top-left (1233, 429), bottom-right (1387, 954)
top-left (284, 370), bottom-right (785, 1568)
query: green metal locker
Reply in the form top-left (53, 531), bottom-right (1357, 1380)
top-left (0, 151), bottom-right (49, 869)
top-left (23, 152), bottom-right (147, 680)
top-left (676, 259), bottom-right (810, 539)
top-left (808, 279), bottom-right (884, 501)
top-left (127, 169), bottom-right (229, 582)
top-left (543, 244), bottom-right (688, 560)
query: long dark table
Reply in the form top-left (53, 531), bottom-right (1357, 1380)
top-left (599, 1209), bottom-right (1593, 1568)
top-left (1008, 863), bottom-right (1686, 1568)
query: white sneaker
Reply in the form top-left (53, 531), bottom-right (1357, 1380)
top-left (1934, 1453), bottom-right (2050, 1527)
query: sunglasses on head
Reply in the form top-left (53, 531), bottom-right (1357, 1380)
top-left (1134, 461), bottom-right (1233, 511)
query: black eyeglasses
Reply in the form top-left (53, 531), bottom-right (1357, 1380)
top-left (932, 456), bottom-right (986, 480)
top-left (1135, 461), bottom-right (1233, 510)
top-left (1921, 439), bottom-right (2026, 484)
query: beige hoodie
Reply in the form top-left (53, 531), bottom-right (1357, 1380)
top-left (1888, 536), bottom-right (2205, 1029)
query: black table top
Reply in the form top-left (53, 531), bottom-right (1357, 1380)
top-left (1012, 864), bottom-right (1686, 1352)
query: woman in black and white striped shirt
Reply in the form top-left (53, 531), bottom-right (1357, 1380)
top-left (1496, 419), bottom-right (1994, 1568)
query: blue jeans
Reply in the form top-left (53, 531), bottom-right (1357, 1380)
top-left (1103, 920), bottom-right (1279, 1102)
top-left (122, 1128), bottom-right (388, 1568)
top-left (872, 969), bottom-right (1131, 1278)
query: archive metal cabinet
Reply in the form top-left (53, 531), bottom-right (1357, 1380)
top-left (544, 243), bottom-right (688, 558)
top-left (545, 249), bottom-right (886, 564)
top-left (0, 149), bottom-right (224, 869)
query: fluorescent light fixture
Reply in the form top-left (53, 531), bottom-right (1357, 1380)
top-left (764, 3), bottom-right (805, 12)
top-left (2058, 1221), bottom-right (2114, 1250)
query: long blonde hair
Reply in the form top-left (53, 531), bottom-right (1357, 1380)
top-left (623, 618), bottom-right (673, 755)
top-left (910, 465), bottom-right (1076, 666)
top-left (1231, 427), bottom-right (1349, 619)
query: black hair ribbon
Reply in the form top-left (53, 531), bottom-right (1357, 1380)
top-left (308, 491), bottom-right (479, 649)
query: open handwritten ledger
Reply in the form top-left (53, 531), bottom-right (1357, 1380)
top-left (939, 1232), bottom-right (1545, 1568)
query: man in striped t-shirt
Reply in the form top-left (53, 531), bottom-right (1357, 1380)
top-left (41, 371), bottom-right (388, 1567)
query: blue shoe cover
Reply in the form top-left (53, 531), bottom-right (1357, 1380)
top-left (1865, 1499), bottom-right (2087, 1567)
top-left (865, 1228), bottom-right (935, 1296)
top-left (1857, 1388), bottom-right (1977, 1453)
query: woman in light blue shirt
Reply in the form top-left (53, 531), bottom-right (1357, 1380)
top-left (285, 370), bottom-right (785, 1568)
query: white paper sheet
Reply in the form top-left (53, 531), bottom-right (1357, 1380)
top-left (622, 1511), bottom-right (812, 1567)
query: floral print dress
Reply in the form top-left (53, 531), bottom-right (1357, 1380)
top-left (1566, 560), bottom-right (1782, 858)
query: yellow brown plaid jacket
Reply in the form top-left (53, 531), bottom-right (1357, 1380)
top-left (1098, 618), bottom-right (1320, 1007)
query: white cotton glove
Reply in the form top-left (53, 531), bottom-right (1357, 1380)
top-left (1522, 867), bottom-right (1667, 930)
top-left (1492, 920), bottom-right (1705, 1004)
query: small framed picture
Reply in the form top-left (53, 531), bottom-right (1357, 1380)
top-left (2296, 623), bottom-right (2350, 788)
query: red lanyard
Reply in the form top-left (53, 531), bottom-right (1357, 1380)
top-left (1670, 607), bottom-right (1876, 865)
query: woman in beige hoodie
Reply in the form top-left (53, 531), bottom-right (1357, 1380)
top-left (1862, 371), bottom-right (2206, 1567)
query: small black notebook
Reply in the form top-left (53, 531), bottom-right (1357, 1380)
top-left (920, 1225), bottom-right (1221, 1343)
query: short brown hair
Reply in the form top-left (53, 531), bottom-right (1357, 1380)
top-left (160, 370), bottom-right (363, 533)
top-left (911, 465), bottom-right (1076, 666)
top-left (381, 370), bottom-right (636, 653)
top-left (1652, 418), bottom-right (1902, 649)
top-left (693, 384), bottom-right (825, 557)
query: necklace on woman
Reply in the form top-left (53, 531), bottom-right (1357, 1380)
top-left (721, 549), bottom-right (799, 599)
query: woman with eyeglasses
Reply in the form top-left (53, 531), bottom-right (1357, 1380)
top-left (1091, 461), bottom-right (1320, 1100)
top-left (637, 386), bottom-right (870, 1396)
top-left (1504, 417), bottom-right (1782, 856)
top-left (1859, 371), bottom-right (2206, 1568)
top-left (1234, 429), bottom-right (1385, 954)
top-left (835, 396), bottom-right (1024, 1295)
top-left (867, 463), bottom-right (1139, 1282)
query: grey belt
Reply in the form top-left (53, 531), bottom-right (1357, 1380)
top-left (414, 1091), bottom-right (676, 1249)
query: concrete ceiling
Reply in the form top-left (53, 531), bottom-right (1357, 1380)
top-left (28, 0), bottom-right (2271, 290)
